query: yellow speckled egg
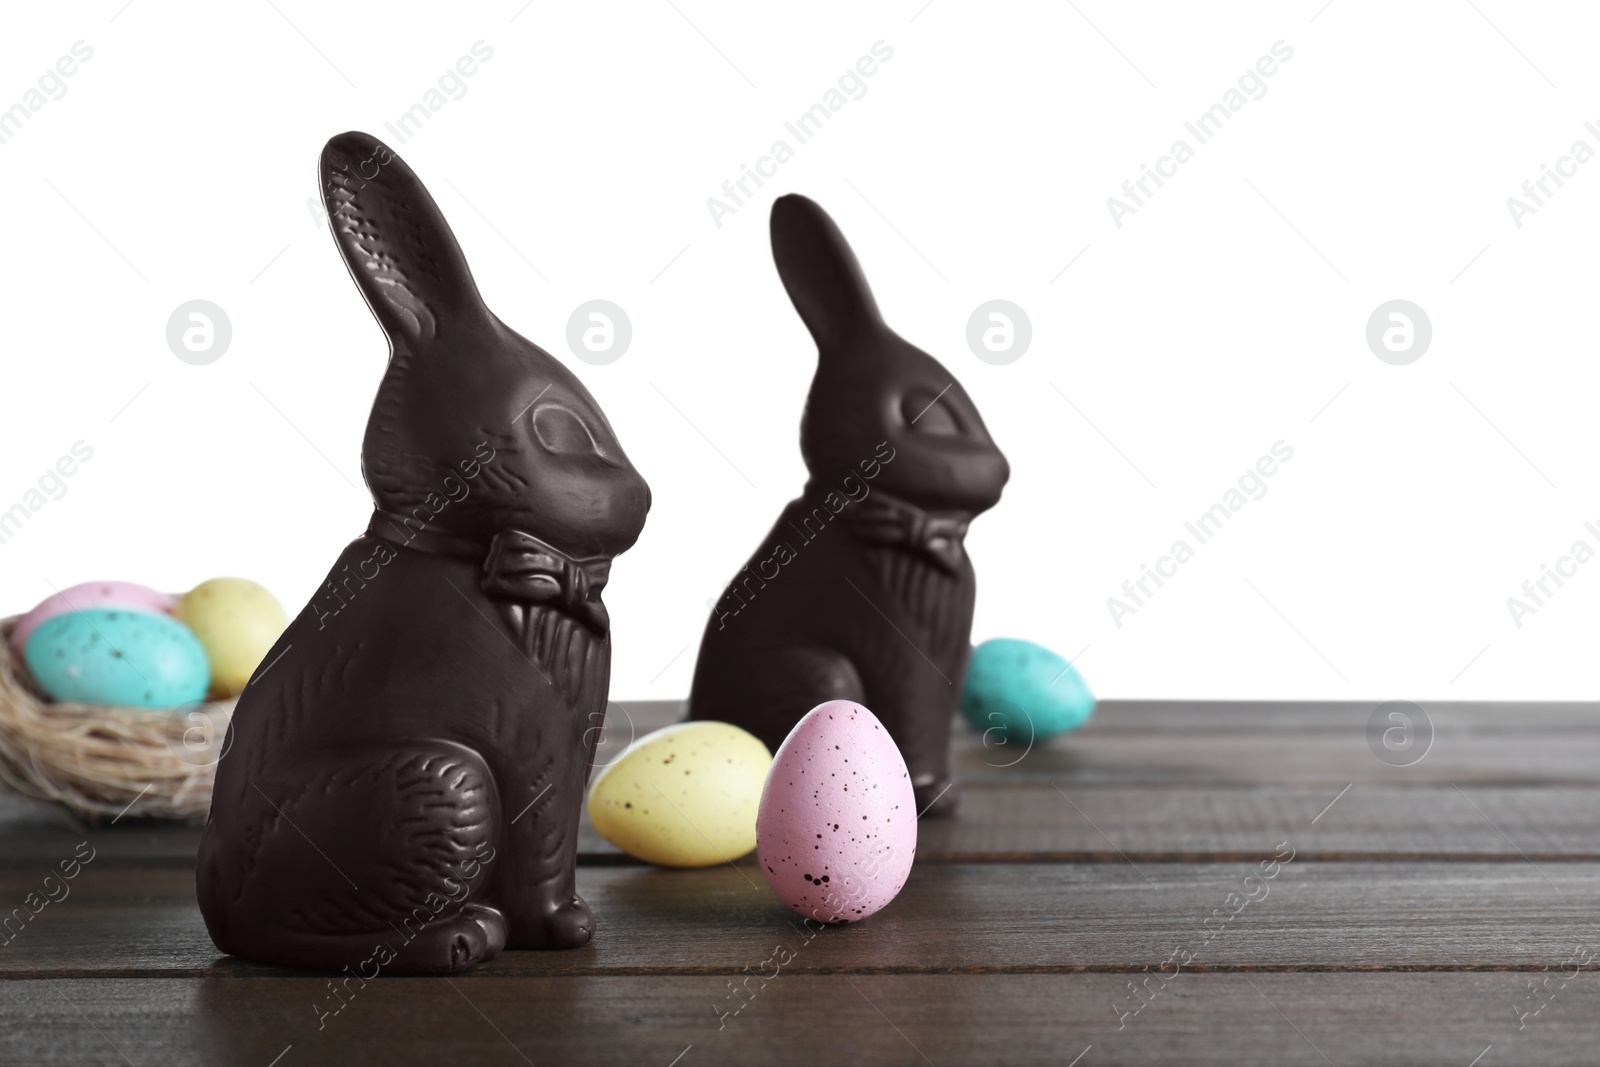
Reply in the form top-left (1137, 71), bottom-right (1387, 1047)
top-left (175, 578), bottom-right (289, 697)
top-left (587, 721), bottom-right (772, 868)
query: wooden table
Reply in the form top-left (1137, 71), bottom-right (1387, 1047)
top-left (2, 700), bottom-right (1598, 1065)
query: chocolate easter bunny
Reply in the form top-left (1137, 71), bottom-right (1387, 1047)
top-left (687, 194), bottom-right (1008, 818)
top-left (196, 132), bottom-right (650, 973)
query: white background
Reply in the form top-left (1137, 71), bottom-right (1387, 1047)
top-left (1, 0), bottom-right (1595, 703)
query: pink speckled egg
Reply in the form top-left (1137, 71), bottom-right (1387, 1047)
top-left (756, 700), bottom-right (917, 923)
top-left (11, 581), bottom-right (175, 657)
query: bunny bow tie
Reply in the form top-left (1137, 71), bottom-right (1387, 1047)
top-left (843, 492), bottom-right (970, 574)
top-left (481, 530), bottom-right (610, 633)
top-left (369, 511), bottom-right (611, 634)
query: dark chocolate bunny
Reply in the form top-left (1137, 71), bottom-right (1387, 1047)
top-left (196, 132), bottom-right (650, 973)
top-left (687, 194), bottom-right (1008, 818)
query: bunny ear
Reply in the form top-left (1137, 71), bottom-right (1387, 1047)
top-left (319, 131), bottom-right (489, 346)
top-left (770, 194), bottom-right (884, 347)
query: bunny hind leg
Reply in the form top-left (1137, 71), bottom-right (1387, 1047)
top-left (202, 740), bottom-right (507, 973)
top-left (690, 644), bottom-right (865, 754)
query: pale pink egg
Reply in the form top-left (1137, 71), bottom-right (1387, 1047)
top-left (756, 700), bottom-right (917, 923)
top-left (11, 581), bottom-right (175, 656)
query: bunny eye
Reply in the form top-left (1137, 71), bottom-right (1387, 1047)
top-left (532, 405), bottom-right (603, 457)
top-left (902, 389), bottom-right (961, 436)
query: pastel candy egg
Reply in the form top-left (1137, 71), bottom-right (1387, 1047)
top-left (961, 637), bottom-right (1095, 743)
top-left (175, 578), bottom-right (289, 696)
top-left (757, 700), bottom-right (917, 924)
top-left (11, 581), bottom-right (175, 657)
top-left (587, 721), bottom-right (772, 868)
top-left (24, 609), bottom-right (210, 709)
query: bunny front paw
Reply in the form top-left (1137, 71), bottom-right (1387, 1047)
top-left (394, 904), bottom-right (508, 974)
top-left (507, 895), bottom-right (594, 950)
top-left (913, 776), bottom-right (960, 819)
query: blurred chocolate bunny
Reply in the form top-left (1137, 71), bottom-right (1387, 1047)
top-left (687, 194), bottom-right (1008, 818)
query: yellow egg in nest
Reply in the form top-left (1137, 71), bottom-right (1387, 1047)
top-left (175, 577), bottom-right (289, 697)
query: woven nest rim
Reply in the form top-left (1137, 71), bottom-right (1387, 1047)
top-left (0, 614), bottom-right (234, 823)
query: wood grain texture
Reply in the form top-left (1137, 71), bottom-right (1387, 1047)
top-left (1029, 700), bottom-right (1600, 732)
top-left (612, 701), bottom-right (1600, 785)
top-left (914, 783), bottom-right (1600, 862)
top-left (8, 784), bottom-right (1597, 869)
top-left (8, 693), bottom-right (1600, 870)
top-left (4, 861), bottom-right (1598, 978)
top-left (0, 700), bottom-right (1592, 1064)
top-left (949, 731), bottom-right (1600, 784)
top-left (3, 973), bottom-right (1594, 1067)
top-left (618, 699), bottom-right (1600, 733)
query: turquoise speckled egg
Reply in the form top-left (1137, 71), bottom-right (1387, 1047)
top-left (23, 609), bottom-right (211, 709)
top-left (961, 638), bottom-right (1095, 743)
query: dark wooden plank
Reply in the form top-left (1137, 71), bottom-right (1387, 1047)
top-left (6, 782), bottom-right (1600, 872)
top-left (1043, 700), bottom-right (1600, 733)
top-left (614, 702), bottom-right (1600, 785)
top-left (0, 701), bottom-right (1590, 1065)
top-left (6, 783), bottom-right (1600, 872)
top-left (615, 699), bottom-right (1600, 733)
top-left (913, 783), bottom-right (1600, 862)
top-left (4, 861), bottom-right (1598, 978)
top-left (2, 973), bottom-right (1591, 1066)
top-left (951, 731), bottom-right (1600, 785)
top-left (6, 701), bottom-right (1600, 868)
top-left (0, 794), bottom-right (202, 868)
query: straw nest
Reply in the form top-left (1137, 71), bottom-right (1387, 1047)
top-left (0, 616), bottom-right (233, 822)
